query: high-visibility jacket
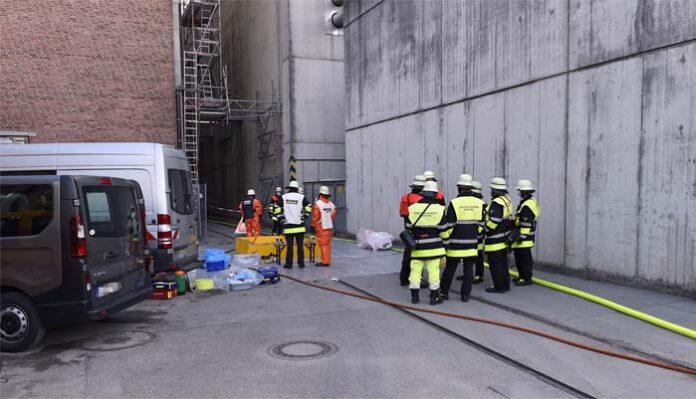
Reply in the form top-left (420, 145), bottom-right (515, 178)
top-left (511, 195), bottom-right (540, 249)
top-left (442, 194), bottom-right (486, 258)
top-left (484, 194), bottom-right (513, 253)
top-left (268, 194), bottom-right (281, 221)
top-left (399, 191), bottom-right (423, 218)
top-left (406, 196), bottom-right (448, 259)
top-left (239, 197), bottom-right (262, 221)
top-left (312, 197), bottom-right (337, 230)
top-left (279, 191), bottom-right (312, 234)
top-left (473, 192), bottom-right (486, 251)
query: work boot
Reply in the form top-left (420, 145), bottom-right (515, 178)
top-left (283, 264), bottom-right (292, 269)
top-left (514, 278), bottom-right (532, 286)
top-left (485, 285), bottom-right (505, 293)
top-left (472, 276), bottom-right (484, 284)
top-left (442, 290), bottom-right (450, 301)
top-left (429, 289), bottom-right (444, 306)
top-left (461, 295), bottom-right (469, 302)
top-left (410, 289), bottom-right (420, 304)
top-left (298, 263), bottom-right (305, 269)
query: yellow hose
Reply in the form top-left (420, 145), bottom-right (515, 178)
top-left (217, 226), bottom-right (696, 340)
top-left (487, 265), bottom-right (696, 341)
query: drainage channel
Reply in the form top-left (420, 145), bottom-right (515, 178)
top-left (338, 280), bottom-right (596, 399)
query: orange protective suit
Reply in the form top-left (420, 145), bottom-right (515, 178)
top-left (239, 197), bottom-right (263, 239)
top-left (311, 196), bottom-right (337, 266)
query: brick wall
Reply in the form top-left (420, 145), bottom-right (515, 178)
top-left (0, 0), bottom-right (177, 145)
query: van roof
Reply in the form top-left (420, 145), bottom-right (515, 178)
top-left (0, 142), bottom-right (174, 157)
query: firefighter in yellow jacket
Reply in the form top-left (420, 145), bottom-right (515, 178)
top-left (510, 179), bottom-right (540, 286)
top-left (484, 177), bottom-right (513, 293)
top-left (406, 181), bottom-right (448, 305)
top-left (441, 174), bottom-right (486, 302)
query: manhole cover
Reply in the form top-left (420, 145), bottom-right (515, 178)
top-left (80, 330), bottom-right (154, 352)
top-left (268, 340), bottom-right (338, 361)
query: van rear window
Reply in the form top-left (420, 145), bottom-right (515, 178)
top-left (0, 184), bottom-right (53, 236)
top-left (168, 169), bottom-right (194, 215)
top-left (83, 186), bottom-right (140, 238)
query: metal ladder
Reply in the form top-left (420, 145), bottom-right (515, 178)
top-left (182, 50), bottom-right (199, 186)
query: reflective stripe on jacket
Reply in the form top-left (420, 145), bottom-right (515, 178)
top-left (485, 194), bottom-right (513, 252)
top-left (406, 197), bottom-right (448, 259)
top-left (511, 196), bottom-right (540, 249)
top-left (443, 195), bottom-right (486, 258)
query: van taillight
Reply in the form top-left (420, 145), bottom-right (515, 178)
top-left (157, 214), bottom-right (172, 249)
top-left (70, 214), bottom-right (87, 258)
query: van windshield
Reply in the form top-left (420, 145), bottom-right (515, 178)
top-left (83, 186), bottom-right (140, 238)
top-left (168, 169), bottom-right (193, 215)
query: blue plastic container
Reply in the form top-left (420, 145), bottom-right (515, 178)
top-left (205, 260), bottom-right (226, 271)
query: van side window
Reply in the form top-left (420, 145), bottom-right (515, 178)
top-left (168, 169), bottom-right (193, 215)
top-left (0, 184), bottom-right (53, 236)
top-left (83, 186), bottom-right (140, 238)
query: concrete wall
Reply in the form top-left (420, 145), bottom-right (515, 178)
top-left (209, 0), bottom-right (346, 211)
top-left (281, 0), bottom-right (346, 186)
top-left (345, 0), bottom-right (696, 294)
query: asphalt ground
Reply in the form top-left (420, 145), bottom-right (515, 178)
top-left (1, 223), bottom-right (695, 398)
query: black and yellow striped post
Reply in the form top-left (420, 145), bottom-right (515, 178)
top-left (289, 155), bottom-right (297, 181)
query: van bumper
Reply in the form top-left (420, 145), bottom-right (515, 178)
top-left (86, 286), bottom-right (153, 321)
top-left (37, 286), bottom-right (152, 327)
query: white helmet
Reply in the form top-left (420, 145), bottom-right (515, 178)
top-left (423, 170), bottom-right (437, 181)
top-left (319, 185), bottom-right (331, 196)
top-left (490, 177), bottom-right (508, 191)
top-left (422, 181), bottom-right (439, 193)
top-left (456, 173), bottom-right (473, 187)
top-left (517, 179), bottom-right (535, 192)
top-left (472, 180), bottom-right (483, 194)
top-left (275, 186), bottom-right (283, 193)
top-left (247, 189), bottom-right (256, 196)
top-left (286, 180), bottom-right (300, 189)
top-left (411, 174), bottom-right (426, 187)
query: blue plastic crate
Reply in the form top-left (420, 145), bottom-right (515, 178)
top-left (205, 260), bottom-right (226, 271)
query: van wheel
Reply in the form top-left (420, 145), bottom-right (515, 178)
top-left (0, 292), bottom-right (46, 352)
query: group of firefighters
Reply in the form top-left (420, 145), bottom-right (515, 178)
top-left (237, 169), bottom-right (539, 307)
top-left (239, 181), bottom-right (337, 268)
top-left (400, 171), bottom-right (540, 306)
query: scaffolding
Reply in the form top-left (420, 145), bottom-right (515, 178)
top-left (179, 0), bottom-right (278, 187)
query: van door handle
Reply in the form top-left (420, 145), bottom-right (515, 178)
top-left (104, 250), bottom-right (119, 260)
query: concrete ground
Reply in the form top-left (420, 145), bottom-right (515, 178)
top-left (1, 223), bottom-right (695, 398)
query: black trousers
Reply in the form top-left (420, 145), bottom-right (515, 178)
top-left (514, 247), bottom-right (534, 280)
top-left (442, 257), bottom-right (475, 297)
top-left (400, 248), bottom-right (412, 285)
top-left (487, 250), bottom-right (510, 291)
top-left (272, 221), bottom-right (281, 235)
top-left (285, 233), bottom-right (305, 266)
top-left (475, 250), bottom-right (484, 277)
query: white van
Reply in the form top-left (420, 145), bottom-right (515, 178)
top-left (0, 143), bottom-right (200, 272)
